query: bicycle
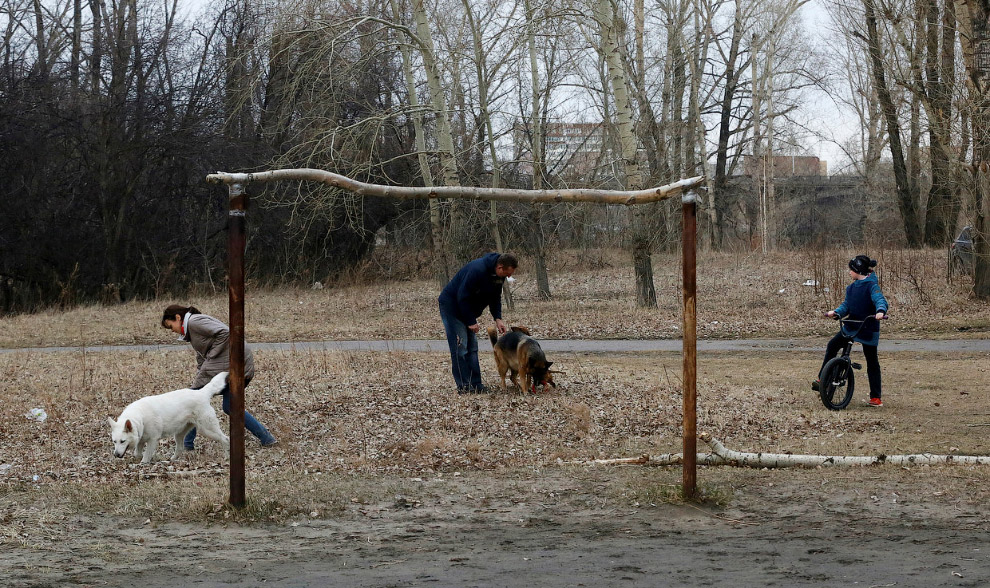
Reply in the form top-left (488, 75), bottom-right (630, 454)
top-left (817, 314), bottom-right (886, 410)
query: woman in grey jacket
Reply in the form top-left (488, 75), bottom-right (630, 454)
top-left (161, 305), bottom-right (277, 449)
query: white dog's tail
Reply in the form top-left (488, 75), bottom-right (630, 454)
top-left (201, 371), bottom-right (229, 396)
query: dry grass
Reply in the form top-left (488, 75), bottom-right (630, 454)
top-left (1, 247), bottom-right (986, 349)
top-left (1, 247), bottom-right (989, 545)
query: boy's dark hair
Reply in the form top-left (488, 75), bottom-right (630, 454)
top-left (161, 304), bottom-right (201, 327)
top-left (849, 255), bottom-right (877, 275)
top-left (496, 253), bottom-right (518, 269)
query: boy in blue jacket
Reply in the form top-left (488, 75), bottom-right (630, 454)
top-left (438, 253), bottom-right (518, 393)
top-left (813, 255), bottom-right (889, 406)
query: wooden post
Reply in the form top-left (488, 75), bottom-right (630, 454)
top-left (681, 190), bottom-right (698, 499)
top-left (227, 183), bottom-right (247, 507)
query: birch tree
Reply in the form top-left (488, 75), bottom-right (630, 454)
top-left (593, 0), bottom-right (655, 306)
top-left (411, 0), bottom-right (467, 270)
top-left (391, 0), bottom-right (448, 280)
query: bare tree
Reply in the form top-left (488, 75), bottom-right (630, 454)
top-left (592, 0), bottom-right (656, 306)
top-left (955, 0), bottom-right (990, 297)
top-left (863, 0), bottom-right (922, 246)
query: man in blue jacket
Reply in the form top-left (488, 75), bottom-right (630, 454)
top-left (438, 252), bottom-right (517, 393)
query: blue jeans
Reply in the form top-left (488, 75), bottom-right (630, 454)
top-left (184, 381), bottom-right (276, 449)
top-left (439, 301), bottom-right (483, 390)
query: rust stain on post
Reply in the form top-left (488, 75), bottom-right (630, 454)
top-left (227, 183), bottom-right (247, 507)
top-left (681, 191), bottom-right (698, 500)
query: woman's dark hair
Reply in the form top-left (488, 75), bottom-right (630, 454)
top-left (161, 304), bottom-right (200, 327)
top-left (848, 255), bottom-right (877, 275)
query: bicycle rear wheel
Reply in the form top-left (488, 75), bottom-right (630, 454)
top-left (819, 357), bottom-right (855, 410)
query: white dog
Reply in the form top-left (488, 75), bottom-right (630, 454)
top-left (107, 371), bottom-right (230, 463)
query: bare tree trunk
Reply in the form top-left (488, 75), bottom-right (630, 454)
top-left (627, 0), bottom-right (671, 252)
top-left (922, 0), bottom-right (957, 246)
top-left (751, 33), bottom-right (765, 252)
top-left (595, 0), bottom-right (654, 307)
top-left (391, 0), bottom-right (447, 282)
top-left (711, 4), bottom-right (746, 250)
top-left (411, 0), bottom-right (464, 270)
top-left (31, 0), bottom-right (48, 79)
top-left (524, 0), bottom-right (551, 301)
top-left (71, 0), bottom-right (82, 89)
top-left (461, 0), bottom-right (510, 306)
top-left (670, 29), bottom-right (686, 178)
top-left (90, 0), bottom-right (104, 94)
top-left (864, 0), bottom-right (922, 246)
top-left (955, 0), bottom-right (990, 297)
top-left (687, 1), bottom-right (717, 250)
top-left (629, 0), bottom-right (671, 183)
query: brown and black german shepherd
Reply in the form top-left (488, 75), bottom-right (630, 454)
top-left (487, 326), bottom-right (556, 394)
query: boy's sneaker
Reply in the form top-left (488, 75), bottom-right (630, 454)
top-left (811, 379), bottom-right (820, 391)
top-left (867, 397), bottom-right (883, 407)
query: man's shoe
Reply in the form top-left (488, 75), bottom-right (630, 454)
top-left (811, 379), bottom-right (820, 392)
top-left (458, 386), bottom-right (491, 394)
top-left (867, 397), bottom-right (883, 407)
top-left (261, 439), bottom-right (279, 447)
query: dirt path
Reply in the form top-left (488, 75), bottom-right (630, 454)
top-left (7, 469), bottom-right (989, 587)
top-left (4, 336), bottom-right (990, 355)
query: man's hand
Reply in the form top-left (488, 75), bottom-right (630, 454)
top-left (468, 323), bottom-right (480, 333)
top-left (875, 311), bottom-right (886, 320)
top-left (495, 318), bottom-right (506, 335)
top-left (825, 310), bottom-right (836, 318)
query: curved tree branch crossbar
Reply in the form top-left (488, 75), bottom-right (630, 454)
top-left (206, 168), bottom-right (705, 205)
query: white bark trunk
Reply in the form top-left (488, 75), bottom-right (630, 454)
top-left (700, 433), bottom-right (990, 467)
top-left (574, 434), bottom-right (990, 468)
top-left (390, 0), bottom-right (445, 280)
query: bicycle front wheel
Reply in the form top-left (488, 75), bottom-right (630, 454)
top-left (820, 357), bottom-right (855, 410)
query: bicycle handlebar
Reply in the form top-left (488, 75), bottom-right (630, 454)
top-left (824, 313), bottom-right (888, 321)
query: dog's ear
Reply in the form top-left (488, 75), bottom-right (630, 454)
top-left (124, 419), bottom-right (133, 433)
top-left (106, 417), bottom-right (116, 429)
top-left (545, 361), bottom-right (553, 368)
top-left (512, 325), bottom-right (531, 335)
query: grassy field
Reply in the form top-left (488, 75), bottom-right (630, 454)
top-left (2, 247), bottom-right (989, 545)
top-left (1, 247), bottom-right (987, 349)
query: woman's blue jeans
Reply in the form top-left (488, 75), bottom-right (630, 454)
top-left (439, 301), bottom-right (483, 391)
top-left (184, 382), bottom-right (276, 449)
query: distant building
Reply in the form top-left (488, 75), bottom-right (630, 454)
top-left (512, 121), bottom-right (620, 185)
top-left (741, 155), bottom-right (827, 177)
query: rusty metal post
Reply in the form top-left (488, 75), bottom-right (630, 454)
top-left (681, 190), bottom-right (698, 500)
top-left (227, 183), bottom-right (247, 507)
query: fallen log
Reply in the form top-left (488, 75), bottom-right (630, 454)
top-left (574, 435), bottom-right (990, 469)
top-left (699, 433), bottom-right (990, 468)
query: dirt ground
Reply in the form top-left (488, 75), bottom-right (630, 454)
top-left (5, 465), bottom-right (990, 587)
top-left (3, 246), bottom-right (990, 586)
top-left (4, 345), bottom-right (990, 587)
